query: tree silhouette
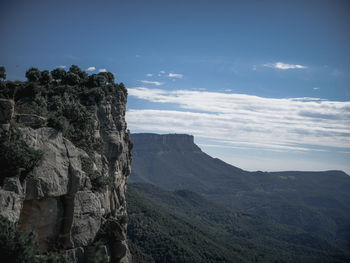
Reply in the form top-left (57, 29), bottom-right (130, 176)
top-left (51, 68), bottom-right (66, 81)
top-left (0, 66), bottom-right (6, 80)
top-left (25, 67), bottom-right (41, 82)
top-left (40, 70), bottom-right (52, 84)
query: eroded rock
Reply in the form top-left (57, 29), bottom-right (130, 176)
top-left (72, 191), bottom-right (102, 247)
top-left (22, 127), bottom-right (88, 199)
top-left (0, 84), bottom-right (132, 262)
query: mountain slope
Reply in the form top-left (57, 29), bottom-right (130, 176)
top-left (130, 133), bottom-right (350, 251)
top-left (127, 183), bottom-right (350, 263)
top-left (127, 185), bottom-right (247, 263)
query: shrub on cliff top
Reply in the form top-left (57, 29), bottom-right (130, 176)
top-left (25, 68), bottom-right (41, 82)
top-left (0, 66), bottom-right (6, 80)
top-left (1, 65), bottom-right (125, 157)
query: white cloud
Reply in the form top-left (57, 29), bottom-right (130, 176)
top-left (264, 62), bottom-right (307, 70)
top-left (146, 73), bottom-right (153, 77)
top-left (139, 80), bottom-right (164, 86)
top-left (86, 66), bottom-right (96, 71)
top-left (99, 68), bottom-right (107, 73)
top-left (126, 88), bottom-right (350, 153)
top-left (168, 73), bottom-right (183, 78)
top-left (56, 65), bottom-right (66, 69)
top-left (313, 87), bottom-right (320, 90)
top-left (158, 71), bottom-right (166, 77)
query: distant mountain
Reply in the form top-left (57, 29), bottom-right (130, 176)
top-left (130, 133), bottom-right (350, 252)
top-left (127, 183), bottom-right (349, 263)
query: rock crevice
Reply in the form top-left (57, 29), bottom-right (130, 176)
top-left (0, 85), bottom-right (132, 262)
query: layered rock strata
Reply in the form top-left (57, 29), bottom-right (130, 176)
top-left (0, 91), bottom-right (132, 262)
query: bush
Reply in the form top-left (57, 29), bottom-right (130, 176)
top-left (40, 70), bottom-right (52, 85)
top-left (47, 94), bottom-right (102, 155)
top-left (26, 68), bottom-right (41, 82)
top-left (64, 72), bottom-right (80, 86)
top-left (0, 125), bottom-right (44, 184)
top-left (0, 216), bottom-right (38, 263)
top-left (80, 156), bottom-right (113, 191)
top-left (0, 216), bottom-right (71, 263)
top-left (0, 66), bottom-right (6, 80)
top-left (51, 68), bottom-right (67, 81)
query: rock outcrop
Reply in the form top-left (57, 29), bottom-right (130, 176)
top-left (0, 77), bottom-right (132, 262)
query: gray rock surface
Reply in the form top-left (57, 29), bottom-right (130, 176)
top-left (0, 177), bottom-right (24, 222)
top-left (22, 127), bottom-right (88, 199)
top-left (0, 89), bottom-right (132, 262)
top-left (0, 189), bottom-right (24, 222)
top-left (19, 197), bottom-right (63, 251)
top-left (72, 191), bottom-right (102, 247)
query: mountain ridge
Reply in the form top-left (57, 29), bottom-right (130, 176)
top-left (130, 133), bottom-right (350, 252)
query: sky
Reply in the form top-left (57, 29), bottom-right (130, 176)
top-left (1, 0), bottom-right (350, 173)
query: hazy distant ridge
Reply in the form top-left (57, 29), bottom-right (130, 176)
top-left (130, 133), bottom-right (350, 252)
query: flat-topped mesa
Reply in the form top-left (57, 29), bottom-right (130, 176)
top-left (131, 133), bottom-right (201, 152)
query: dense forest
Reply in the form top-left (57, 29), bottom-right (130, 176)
top-left (127, 183), bottom-right (350, 263)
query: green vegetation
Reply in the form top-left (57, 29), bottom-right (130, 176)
top-left (80, 155), bottom-right (113, 191)
top-left (0, 66), bottom-right (5, 80)
top-left (130, 134), bottom-right (350, 252)
top-left (0, 215), bottom-right (38, 263)
top-left (127, 183), bottom-right (350, 263)
top-left (0, 216), bottom-right (69, 263)
top-left (0, 65), bottom-right (127, 189)
top-left (0, 124), bottom-right (43, 184)
top-left (0, 65), bottom-right (127, 156)
top-left (127, 185), bottom-right (246, 263)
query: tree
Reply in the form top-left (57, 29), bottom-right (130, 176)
top-left (40, 70), bottom-right (52, 84)
top-left (0, 66), bottom-right (6, 80)
top-left (69, 65), bottom-right (88, 82)
top-left (69, 65), bottom-right (82, 75)
top-left (97, 71), bottom-right (116, 85)
top-left (51, 68), bottom-right (67, 81)
top-left (64, 72), bottom-right (80, 85)
top-left (25, 68), bottom-right (41, 82)
top-left (106, 72), bottom-right (114, 84)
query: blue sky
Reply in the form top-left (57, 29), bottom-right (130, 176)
top-left (1, 0), bottom-right (350, 173)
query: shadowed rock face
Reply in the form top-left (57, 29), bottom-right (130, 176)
top-left (0, 91), bottom-right (132, 262)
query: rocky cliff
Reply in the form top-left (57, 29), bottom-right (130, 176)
top-left (0, 66), bottom-right (132, 262)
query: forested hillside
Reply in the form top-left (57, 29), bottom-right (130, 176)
top-left (127, 183), bottom-right (350, 263)
top-left (130, 133), bottom-right (350, 253)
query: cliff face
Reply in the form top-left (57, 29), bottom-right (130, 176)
top-left (0, 72), bottom-right (132, 262)
top-left (131, 133), bottom-right (201, 153)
